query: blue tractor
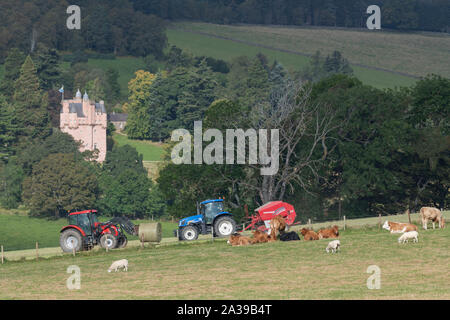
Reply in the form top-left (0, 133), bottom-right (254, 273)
top-left (174, 199), bottom-right (237, 241)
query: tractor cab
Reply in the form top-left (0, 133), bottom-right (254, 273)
top-left (67, 210), bottom-right (99, 236)
top-left (175, 199), bottom-right (237, 241)
top-left (200, 199), bottom-right (225, 224)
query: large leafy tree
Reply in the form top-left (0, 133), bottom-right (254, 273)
top-left (22, 153), bottom-right (99, 219)
top-left (126, 62), bottom-right (219, 141)
top-left (97, 145), bottom-right (165, 218)
top-left (16, 130), bottom-right (83, 176)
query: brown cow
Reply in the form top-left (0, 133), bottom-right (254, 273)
top-left (382, 221), bottom-right (418, 234)
top-left (227, 233), bottom-right (252, 246)
top-left (301, 228), bottom-right (319, 240)
top-left (420, 207), bottom-right (444, 230)
top-left (318, 225), bottom-right (339, 239)
top-left (251, 230), bottom-right (274, 243)
top-left (270, 215), bottom-right (287, 240)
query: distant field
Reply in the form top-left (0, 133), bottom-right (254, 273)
top-left (1, 226), bottom-right (448, 299)
top-left (86, 57), bottom-right (146, 98)
top-left (58, 56), bottom-right (145, 99)
top-left (112, 132), bottom-right (166, 162)
top-left (0, 213), bottom-right (177, 251)
top-left (170, 22), bottom-right (450, 80)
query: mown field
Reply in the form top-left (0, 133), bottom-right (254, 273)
top-left (0, 225), bottom-right (448, 299)
top-left (112, 132), bottom-right (166, 162)
top-left (169, 22), bottom-right (450, 84)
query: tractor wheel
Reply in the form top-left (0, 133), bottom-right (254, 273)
top-left (99, 234), bottom-right (118, 250)
top-left (60, 229), bottom-right (83, 253)
top-left (214, 216), bottom-right (236, 238)
top-left (180, 226), bottom-right (199, 241)
top-left (117, 236), bottom-right (128, 249)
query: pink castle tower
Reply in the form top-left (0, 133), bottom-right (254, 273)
top-left (60, 90), bottom-right (107, 162)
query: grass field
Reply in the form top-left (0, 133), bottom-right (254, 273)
top-left (169, 22), bottom-right (450, 83)
top-left (112, 132), bottom-right (166, 162)
top-left (0, 225), bottom-right (448, 299)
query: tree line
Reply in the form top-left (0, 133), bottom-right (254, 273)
top-left (0, 0), bottom-right (167, 61)
top-left (131, 0), bottom-right (449, 32)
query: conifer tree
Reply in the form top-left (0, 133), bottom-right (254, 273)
top-left (13, 55), bottom-right (50, 139)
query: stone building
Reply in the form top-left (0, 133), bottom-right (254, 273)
top-left (107, 112), bottom-right (128, 132)
top-left (60, 90), bottom-right (107, 162)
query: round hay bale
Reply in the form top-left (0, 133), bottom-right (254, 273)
top-left (138, 222), bottom-right (162, 243)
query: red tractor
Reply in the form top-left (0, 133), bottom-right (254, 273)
top-left (59, 210), bottom-right (138, 252)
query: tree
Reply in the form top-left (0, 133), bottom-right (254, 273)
top-left (97, 145), bottom-right (165, 218)
top-left (123, 70), bottom-right (157, 138)
top-left (126, 63), bottom-right (219, 141)
top-left (105, 68), bottom-right (121, 103)
top-left (32, 44), bottom-right (61, 91)
top-left (0, 160), bottom-right (24, 209)
top-left (102, 145), bottom-right (147, 177)
top-left (22, 153), bottom-right (99, 219)
top-left (0, 48), bottom-right (26, 97)
top-left (16, 130), bottom-right (83, 176)
top-left (300, 50), bottom-right (353, 83)
top-left (13, 55), bottom-right (50, 139)
top-left (0, 95), bottom-right (19, 159)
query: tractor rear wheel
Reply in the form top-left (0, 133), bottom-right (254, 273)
top-left (214, 216), bottom-right (236, 238)
top-left (99, 234), bottom-right (118, 250)
top-left (60, 229), bottom-right (83, 253)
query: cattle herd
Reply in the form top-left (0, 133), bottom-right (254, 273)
top-left (227, 206), bottom-right (446, 253)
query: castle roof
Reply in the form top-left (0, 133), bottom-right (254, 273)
top-left (95, 103), bottom-right (106, 114)
top-left (108, 113), bottom-right (128, 122)
top-left (68, 103), bottom-right (85, 117)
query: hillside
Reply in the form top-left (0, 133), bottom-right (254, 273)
top-left (168, 22), bottom-right (450, 88)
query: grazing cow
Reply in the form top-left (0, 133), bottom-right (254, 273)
top-left (318, 225), bottom-right (339, 239)
top-left (301, 228), bottom-right (319, 240)
top-left (420, 207), bottom-right (444, 230)
top-left (279, 231), bottom-right (300, 241)
top-left (270, 215), bottom-right (287, 240)
top-left (382, 221), bottom-right (418, 234)
top-left (108, 259), bottom-right (128, 273)
top-left (325, 240), bottom-right (340, 253)
top-left (227, 233), bottom-right (252, 246)
top-left (398, 231), bottom-right (419, 244)
top-left (251, 230), bottom-right (275, 244)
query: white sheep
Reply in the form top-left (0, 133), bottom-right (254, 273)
top-left (107, 259), bottom-right (128, 272)
top-left (325, 240), bottom-right (340, 253)
top-left (398, 231), bottom-right (419, 244)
